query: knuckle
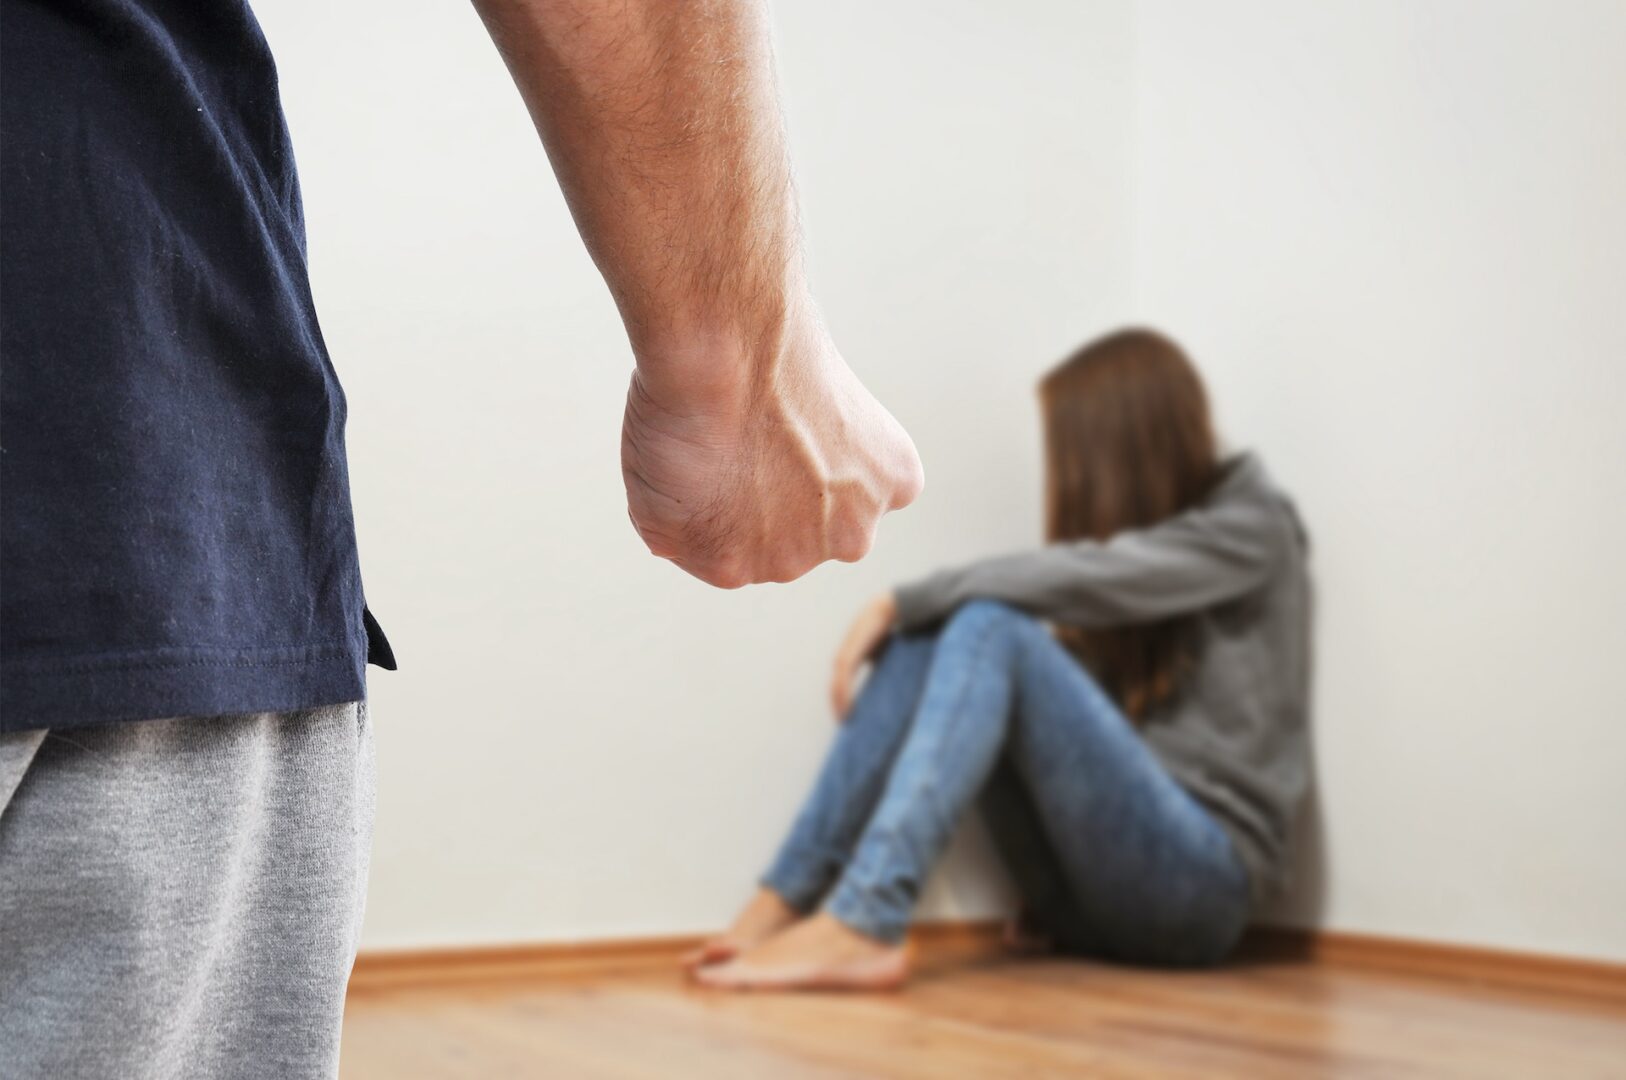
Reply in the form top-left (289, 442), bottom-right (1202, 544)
top-left (834, 531), bottom-right (873, 564)
top-left (889, 452), bottom-right (925, 510)
top-left (827, 509), bottom-right (877, 564)
top-left (768, 552), bottom-right (816, 585)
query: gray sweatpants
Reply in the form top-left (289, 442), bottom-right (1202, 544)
top-left (0, 702), bottom-right (375, 1080)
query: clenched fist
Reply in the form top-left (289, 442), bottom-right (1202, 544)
top-left (622, 302), bottom-right (923, 588)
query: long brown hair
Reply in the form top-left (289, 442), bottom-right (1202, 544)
top-left (1040, 328), bottom-right (1219, 720)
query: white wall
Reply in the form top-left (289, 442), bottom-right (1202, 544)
top-left (261, 1), bottom-right (1136, 949)
top-left (1132, 0), bottom-right (1626, 961)
top-left (263, 0), bottom-right (1625, 963)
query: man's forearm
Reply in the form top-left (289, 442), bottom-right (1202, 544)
top-left (472, 0), bottom-right (802, 377)
top-left (474, 0), bottom-right (922, 587)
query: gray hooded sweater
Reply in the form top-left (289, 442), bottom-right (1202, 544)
top-left (892, 453), bottom-right (1311, 905)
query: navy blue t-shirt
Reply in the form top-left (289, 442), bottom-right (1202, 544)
top-left (0, 0), bottom-right (393, 732)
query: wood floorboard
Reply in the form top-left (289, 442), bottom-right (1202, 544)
top-left (341, 953), bottom-right (1626, 1079)
top-left (960, 961), bottom-right (1620, 1077)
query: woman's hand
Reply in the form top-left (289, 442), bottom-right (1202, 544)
top-left (830, 593), bottom-right (899, 720)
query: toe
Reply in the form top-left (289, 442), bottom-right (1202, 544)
top-left (693, 961), bottom-right (749, 991)
top-left (681, 939), bottom-right (737, 972)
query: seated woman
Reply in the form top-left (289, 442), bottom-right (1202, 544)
top-left (690, 328), bottom-right (1311, 991)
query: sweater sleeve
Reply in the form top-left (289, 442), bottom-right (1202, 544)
top-left (892, 472), bottom-right (1295, 632)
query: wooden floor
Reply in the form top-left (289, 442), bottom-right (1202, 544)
top-left (340, 942), bottom-right (1626, 1079)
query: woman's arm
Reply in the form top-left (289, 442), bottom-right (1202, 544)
top-left (893, 458), bottom-right (1298, 632)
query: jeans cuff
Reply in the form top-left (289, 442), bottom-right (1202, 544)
top-left (760, 863), bottom-right (825, 915)
top-left (824, 879), bottom-right (911, 944)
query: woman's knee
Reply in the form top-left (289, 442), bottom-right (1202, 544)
top-left (873, 630), bottom-right (937, 678)
top-left (941, 599), bottom-right (1037, 640)
top-left (938, 601), bottom-right (1061, 673)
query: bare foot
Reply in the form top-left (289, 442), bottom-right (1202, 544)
top-left (693, 912), bottom-right (912, 992)
top-left (681, 888), bottom-right (802, 972)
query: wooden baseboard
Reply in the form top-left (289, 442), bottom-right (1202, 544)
top-left (1239, 925), bottom-right (1626, 1005)
top-left (348, 918), bottom-right (1006, 994)
top-left (349, 920), bottom-right (1625, 1005)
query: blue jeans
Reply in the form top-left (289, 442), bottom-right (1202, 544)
top-left (762, 600), bottom-right (1250, 966)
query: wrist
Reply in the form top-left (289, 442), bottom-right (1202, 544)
top-left (629, 281), bottom-right (818, 411)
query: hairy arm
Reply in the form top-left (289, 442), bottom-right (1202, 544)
top-left (472, 0), bottom-right (922, 587)
top-left (472, 0), bottom-right (801, 390)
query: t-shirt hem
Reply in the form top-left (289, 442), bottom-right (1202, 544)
top-left (0, 645), bottom-right (368, 733)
